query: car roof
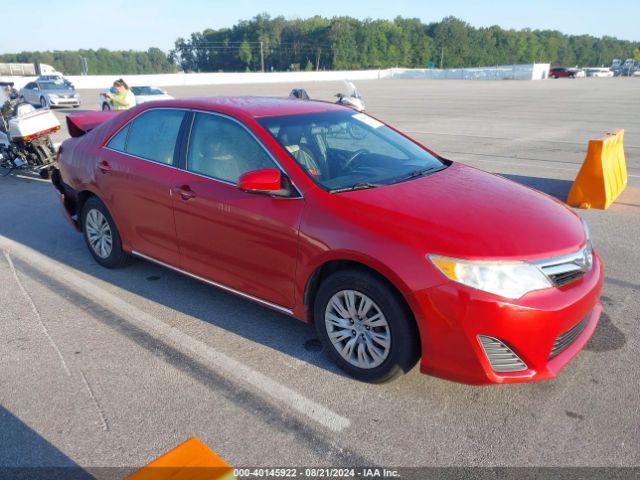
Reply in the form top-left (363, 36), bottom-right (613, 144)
top-left (147, 96), bottom-right (348, 118)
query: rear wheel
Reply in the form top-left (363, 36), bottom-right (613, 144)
top-left (314, 269), bottom-right (420, 383)
top-left (81, 197), bottom-right (130, 268)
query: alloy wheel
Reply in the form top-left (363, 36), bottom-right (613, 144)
top-left (324, 290), bottom-right (391, 369)
top-left (85, 209), bottom-right (113, 259)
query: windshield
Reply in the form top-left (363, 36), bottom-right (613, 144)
top-left (258, 111), bottom-right (446, 191)
top-left (39, 82), bottom-right (72, 91)
top-left (131, 86), bottom-right (164, 96)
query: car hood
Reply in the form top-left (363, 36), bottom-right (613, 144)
top-left (333, 162), bottom-right (585, 260)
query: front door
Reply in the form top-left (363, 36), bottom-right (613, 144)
top-left (172, 112), bottom-right (304, 309)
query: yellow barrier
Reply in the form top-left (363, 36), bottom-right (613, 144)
top-left (127, 437), bottom-right (235, 480)
top-left (567, 129), bottom-right (627, 209)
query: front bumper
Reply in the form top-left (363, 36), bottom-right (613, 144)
top-left (409, 252), bottom-right (603, 384)
top-left (48, 97), bottom-right (80, 107)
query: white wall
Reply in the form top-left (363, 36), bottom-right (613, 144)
top-left (389, 64), bottom-right (550, 81)
top-left (1, 64), bottom-right (550, 90)
top-left (2, 69), bottom-right (390, 90)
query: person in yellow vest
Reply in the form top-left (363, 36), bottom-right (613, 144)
top-left (104, 78), bottom-right (136, 110)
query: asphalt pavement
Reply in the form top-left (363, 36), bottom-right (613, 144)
top-left (1, 77), bottom-right (639, 473)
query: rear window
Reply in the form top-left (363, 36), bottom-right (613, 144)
top-left (124, 109), bottom-right (185, 165)
top-left (106, 124), bottom-right (130, 151)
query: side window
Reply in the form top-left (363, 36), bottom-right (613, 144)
top-left (25, 83), bottom-right (35, 89)
top-left (106, 124), bottom-right (130, 152)
top-left (126, 109), bottom-right (185, 165)
top-left (187, 113), bottom-right (276, 183)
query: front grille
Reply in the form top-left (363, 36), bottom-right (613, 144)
top-left (535, 247), bottom-right (593, 288)
top-left (549, 313), bottom-right (591, 359)
top-left (478, 335), bottom-right (528, 372)
top-left (546, 269), bottom-right (585, 286)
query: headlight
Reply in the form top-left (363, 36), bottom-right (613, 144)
top-left (582, 219), bottom-right (593, 270)
top-left (582, 219), bottom-right (592, 249)
top-left (428, 255), bottom-right (552, 299)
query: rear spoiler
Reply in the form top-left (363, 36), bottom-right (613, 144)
top-left (66, 110), bottom-right (121, 137)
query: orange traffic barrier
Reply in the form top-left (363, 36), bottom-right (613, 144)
top-left (567, 129), bottom-right (627, 209)
top-left (127, 437), bottom-right (235, 480)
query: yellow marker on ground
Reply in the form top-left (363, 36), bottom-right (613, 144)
top-left (127, 437), bottom-right (235, 480)
top-left (567, 129), bottom-right (627, 209)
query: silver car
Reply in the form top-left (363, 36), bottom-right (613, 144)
top-left (20, 81), bottom-right (81, 109)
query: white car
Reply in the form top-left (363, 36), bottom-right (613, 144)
top-left (99, 86), bottom-right (173, 110)
top-left (584, 67), bottom-right (614, 78)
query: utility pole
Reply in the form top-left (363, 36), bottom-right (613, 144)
top-left (260, 41), bottom-right (265, 72)
top-left (440, 47), bottom-right (444, 69)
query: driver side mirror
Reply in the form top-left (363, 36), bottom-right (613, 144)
top-left (238, 168), bottom-right (291, 197)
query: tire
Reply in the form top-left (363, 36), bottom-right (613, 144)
top-left (102, 102), bottom-right (111, 111)
top-left (73, 105), bottom-right (79, 108)
top-left (80, 197), bottom-right (130, 268)
top-left (40, 97), bottom-right (48, 108)
top-left (314, 269), bottom-right (420, 383)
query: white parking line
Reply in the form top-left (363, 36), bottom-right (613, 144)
top-left (404, 130), bottom-right (640, 149)
top-left (13, 175), bottom-right (51, 183)
top-left (0, 234), bottom-right (351, 433)
top-left (449, 154), bottom-right (640, 179)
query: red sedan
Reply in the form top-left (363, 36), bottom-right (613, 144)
top-left (51, 97), bottom-right (602, 384)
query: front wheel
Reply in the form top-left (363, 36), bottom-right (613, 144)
top-left (102, 102), bottom-right (111, 111)
top-left (40, 97), bottom-right (48, 108)
top-left (314, 270), bottom-right (420, 382)
top-left (81, 197), bottom-right (130, 268)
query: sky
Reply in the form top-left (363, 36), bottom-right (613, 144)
top-left (1, 0), bottom-right (638, 54)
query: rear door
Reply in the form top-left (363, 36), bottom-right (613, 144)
top-left (171, 111), bottom-right (304, 310)
top-left (98, 108), bottom-right (188, 266)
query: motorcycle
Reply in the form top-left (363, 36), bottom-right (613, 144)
top-left (0, 82), bottom-right (60, 178)
top-left (289, 80), bottom-right (366, 112)
top-left (288, 81), bottom-right (367, 139)
top-left (334, 80), bottom-right (365, 112)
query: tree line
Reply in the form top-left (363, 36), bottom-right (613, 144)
top-left (170, 15), bottom-right (640, 72)
top-left (1, 16), bottom-right (638, 75)
top-left (0, 48), bottom-right (176, 75)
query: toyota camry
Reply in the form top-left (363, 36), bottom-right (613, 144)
top-left (51, 97), bottom-right (603, 384)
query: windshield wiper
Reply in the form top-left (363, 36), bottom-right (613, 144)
top-left (393, 166), bottom-right (444, 184)
top-left (330, 182), bottom-right (383, 193)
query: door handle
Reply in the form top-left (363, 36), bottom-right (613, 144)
top-left (97, 160), bottom-right (112, 173)
top-left (173, 184), bottom-right (196, 201)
